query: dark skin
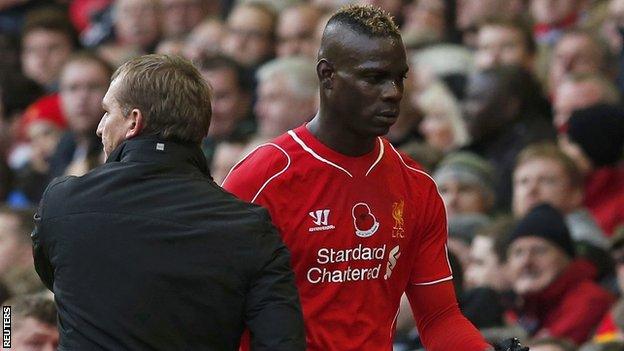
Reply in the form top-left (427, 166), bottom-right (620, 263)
top-left (462, 71), bottom-right (520, 144)
top-left (307, 23), bottom-right (409, 156)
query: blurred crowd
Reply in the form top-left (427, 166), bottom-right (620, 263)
top-left (0, 0), bottom-right (624, 350)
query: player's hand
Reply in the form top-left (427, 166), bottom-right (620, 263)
top-left (493, 338), bottom-right (529, 351)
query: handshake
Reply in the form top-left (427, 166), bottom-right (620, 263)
top-left (493, 338), bottom-right (530, 351)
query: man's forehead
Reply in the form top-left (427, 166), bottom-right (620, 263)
top-left (325, 30), bottom-right (406, 68)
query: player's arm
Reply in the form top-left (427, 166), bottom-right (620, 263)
top-left (244, 208), bottom-right (305, 351)
top-left (408, 178), bottom-right (491, 351)
top-left (406, 280), bottom-right (492, 350)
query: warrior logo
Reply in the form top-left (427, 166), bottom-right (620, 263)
top-left (309, 209), bottom-right (335, 232)
top-left (392, 200), bottom-right (405, 238)
top-left (352, 203), bottom-right (380, 237)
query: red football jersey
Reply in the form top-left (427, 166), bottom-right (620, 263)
top-left (223, 125), bottom-right (453, 350)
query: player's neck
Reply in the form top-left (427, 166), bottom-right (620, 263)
top-left (307, 114), bottom-right (376, 157)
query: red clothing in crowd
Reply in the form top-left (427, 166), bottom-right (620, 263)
top-left (18, 94), bottom-right (67, 140)
top-left (584, 166), bottom-right (624, 235)
top-left (516, 260), bottom-right (615, 344)
top-left (223, 125), bottom-right (489, 351)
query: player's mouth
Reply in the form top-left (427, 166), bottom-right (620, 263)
top-left (375, 110), bottom-right (398, 124)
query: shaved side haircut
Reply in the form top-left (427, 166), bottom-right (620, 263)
top-left (323, 5), bottom-right (400, 40)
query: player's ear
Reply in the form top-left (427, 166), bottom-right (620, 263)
top-left (317, 59), bottom-right (334, 90)
top-left (125, 108), bottom-right (144, 139)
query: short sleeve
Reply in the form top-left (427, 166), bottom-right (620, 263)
top-left (409, 181), bottom-right (452, 285)
top-left (222, 144), bottom-right (290, 204)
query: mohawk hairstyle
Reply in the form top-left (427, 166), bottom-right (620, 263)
top-left (327, 4), bottom-right (400, 38)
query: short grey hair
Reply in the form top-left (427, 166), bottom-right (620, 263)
top-left (256, 57), bottom-right (318, 99)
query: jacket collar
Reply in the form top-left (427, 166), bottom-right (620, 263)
top-left (106, 135), bottom-right (209, 176)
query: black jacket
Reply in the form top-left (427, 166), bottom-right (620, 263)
top-left (32, 136), bottom-right (305, 351)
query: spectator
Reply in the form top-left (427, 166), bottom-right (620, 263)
top-left (402, 0), bottom-right (461, 47)
top-left (456, 0), bottom-right (523, 47)
top-left (553, 73), bottom-right (620, 132)
top-left (49, 52), bottom-right (112, 178)
top-left (462, 216), bottom-right (515, 329)
top-left (475, 18), bottom-right (536, 72)
top-left (0, 70), bottom-right (44, 155)
top-left (462, 65), bottom-right (555, 210)
top-left (415, 80), bottom-right (469, 153)
top-left (506, 203), bottom-right (615, 345)
top-left (196, 54), bottom-right (255, 164)
top-left (160, 0), bottom-right (212, 39)
top-left (10, 118), bottom-right (62, 205)
top-left (531, 0), bottom-right (586, 46)
top-left (248, 56), bottom-right (318, 147)
top-left (513, 143), bottom-right (609, 249)
top-left (276, 3), bottom-right (322, 58)
top-left (433, 151), bottom-right (496, 218)
top-left (548, 30), bottom-right (614, 95)
top-left (0, 207), bottom-right (34, 280)
top-left (221, 1), bottom-right (276, 70)
top-left (465, 216), bottom-right (513, 291)
top-left (20, 7), bottom-right (78, 92)
top-left (97, 0), bottom-right (161, 67)
top-left (559, 104), bottom-right (624, 236)
top-left (448, 213), bottom-right (491, 274)
top-left (183, 18), bottom-right (224, 61)
top-left (3, 294), bottom-right (58, 351)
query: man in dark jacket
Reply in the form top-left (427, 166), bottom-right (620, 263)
top-left (32, 54), bottom-right (305, 351)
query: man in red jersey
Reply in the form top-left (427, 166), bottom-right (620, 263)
top-left (224, 5), bottom-right (501, 351)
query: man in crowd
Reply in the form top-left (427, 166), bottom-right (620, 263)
top-left (506, 203), bottom-right (614, 344)
top-left (553, 73), bottom-right (620, 131)
top-left (249, 56), bottom-right (318, 148)
top-left (3, 294), bottom-right (59, 351)
top-left (276, 3), bottom-right (322, 58)
top-left (462, 65), bottom-right (555, 211)
top-left (49, 52), bottom-right (112, 178)
top-left (474, 18), bottom-right (536, 72)
top-left (548, 30), bottom-right (614, 95)
top-left (559, 104), bottom-right (624, 235)
top-left (32, 54), bottom-right (304, 350)
top-left (224, 5), bottom-right (493, 350)
top-left (513, 142), bottom-right (608, 248)
top-left (433, 151), bottom-right (496, 218)
top-left (196, 54), bottom-right (255, 164)
top-left (221, 2), bottom-right (276, 70)
top-left (20, 7), bottom-right (77, 93)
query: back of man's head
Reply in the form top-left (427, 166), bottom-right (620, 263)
top-left (111, 54), bottom-right (212, 144)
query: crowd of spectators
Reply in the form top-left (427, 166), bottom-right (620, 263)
top-left (1, 0), bottom-right (624, 350)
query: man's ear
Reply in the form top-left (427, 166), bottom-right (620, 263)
top-left (125, 108), bottom-right (144, 139)
top-left (317, 59), bottom-right (334, 90)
